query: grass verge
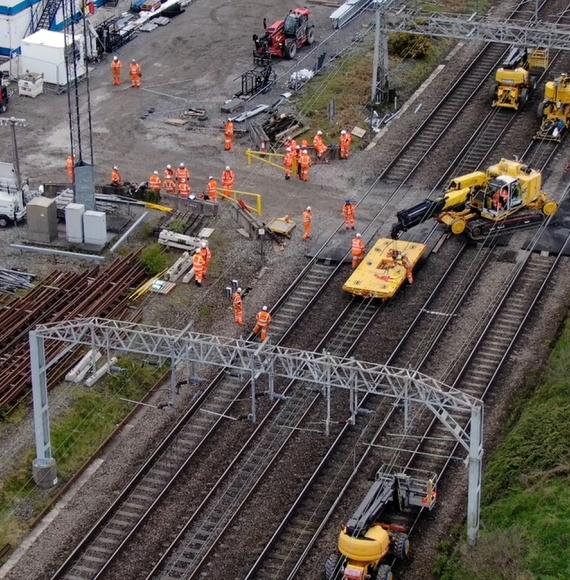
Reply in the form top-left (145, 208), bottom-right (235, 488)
top-left (435, 316), bottom-right (570, 579)
top-left (0, 358), bottom-right (163, 560)
top-left (296, 37), bottom-right (453, 144)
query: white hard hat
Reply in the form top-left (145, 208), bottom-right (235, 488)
top-left (306, 206), bottom-right (311, 211)
top-left (195, 248), bottom-right (201, 254)
top-left (167, 164), bottom-right (172, 169)
top-left (113, 165), bottom-right (118, 170)
top-left (113, 55), bottom-right (118, 61)
top-left (201, 240), bottom-right (207, 247)
top-left (302, 149), bottom-right (308, 154)
top-left (153, 170), bottom-right (159, 175)
top-left (179, 162), bottom-right (185, 167)
top-left (225, 165), bottom-right (231, 171)
top-left (286, 147), bottom-right (291, 152)
top-left (317, 130), bottom-right (323, 135)
top-left (209, 176), bottom-right (214, 180)
top-left (341, 129), bottom-right (346, 135)
top-left (227, 118), bottom-right (232, 122)
top-left (131, 59), bottom-right (136, 63)
top-left (237, 287), bottom-right (242, 293)
top-left (262, 306), bottom-right (268, 311)
top-left (356, 233), bottom-right (361, 238)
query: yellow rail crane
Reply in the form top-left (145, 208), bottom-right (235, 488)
top-left (325, 473), bottom-right (436, 580)
top-left (491, 47), bottom-right (548, 110)
top-left (391, 159), bottom-right (558, 241)
top-left (535, 73), bottom-right (570, 141)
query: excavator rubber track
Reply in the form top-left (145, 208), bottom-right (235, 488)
top-left (466, 211), bottom-right (546, 241)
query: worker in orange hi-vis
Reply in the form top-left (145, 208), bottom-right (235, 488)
top-left (111, 56), bottom-right (122, 86)
top-left (176, 162), bottom-right (190, 183)
top-left (303, 206), bottom-right (313, 240)
top-left (224, 118), bottom-right (234, 151)
top-left (149, 170), bottom-right (162, 194)
top-left (207, 176), bottom-right (218, 202)
top-left (253, 305), bottom-right (272, 342)
top-left (283, 147), bottom-right (294, 180)
top-left (178, 179), bottom-right (191, 201)
top-left (163, 176), bottom-right (178, 197)
top-left (232, 287), bottom-right (244, 326)
top-left (164, 164), bottom-right (175, 179)
top-left (111, 165), bottom-right (122, 186)
top-left (129, 59), bottom-right (141, 88)
top-left (200, 240), bottom-right (212, 278)
top-left (343, 199), bottom-right (356, 230)
top-left (340, 129), bottom-right (353, 160)
top-left (66, 154), bottom-right (75, 183)
top-left (221, 165), bottom-right (235, 193)
top-left (351, 233), bottom-right (366, 269)
top-left (295, 146), bottom-right (302, 177)
top-left (193, 249), bottom-right (206, 287)
top-left (313, 130), bottom-right (328, 160)
top-left (299, 149), bottom-right (312, 182)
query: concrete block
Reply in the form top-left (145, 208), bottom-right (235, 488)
top-left (32, 457), bottom-right (58, 489)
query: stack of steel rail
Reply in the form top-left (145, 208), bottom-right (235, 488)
top-left (0, 253), bottom-right (147, 413)
top-left (0, 268), bottom-right (36, 294)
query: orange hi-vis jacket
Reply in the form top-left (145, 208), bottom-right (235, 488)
top-left (351, 237), bottom-right (365, 256)
top-left (256, 310), bottom-right (271, 327)
top-left (222, 170), bottom-right (235, 190)
top-left (207, 178), bottom-right (218, 201)
top-left (176, 167), bottom-right (190, 182)
top-left (149, 174), bottom-right (161, 191)
top-left (178, 181), bottom-right (191, 198)
top-left (343, 203), bottom-right (355, 221)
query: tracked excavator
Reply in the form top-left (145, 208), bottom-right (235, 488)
top-left (325, 473), bottom-right (436, 580)
top-left (535, 73), bottom-right (570, 141)
top-left (391, 159), bottom-right (558, 241)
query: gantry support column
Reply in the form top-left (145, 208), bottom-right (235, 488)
top-left (30, 331), bottom-right (58, 488)
top-left (467, 404), bottom-right (484, 545)
top-left (372, 2), bottom-right (390, 103)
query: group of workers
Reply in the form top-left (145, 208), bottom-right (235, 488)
top-left (111, 56), bottom-right (142, 88)
top-left (282, 129), bottom-right (353, 181)
top-left (131, 164), bottom-right (236, 202)
top-left (231, 288), bottom-right (272, 342)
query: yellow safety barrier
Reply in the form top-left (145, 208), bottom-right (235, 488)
top-left (246, 149), bottom-right (292, 173)
top-left (220, 187), bottom-right (263, 216)
top-left (144, 202), bottom-right (174, 213)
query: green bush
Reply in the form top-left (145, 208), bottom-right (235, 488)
top-left (167, 220), bottom-right (187, 234)
top-left (389, 33), bottom-right (431, 59)
top-left (138, 244), bottom-right (170, 276)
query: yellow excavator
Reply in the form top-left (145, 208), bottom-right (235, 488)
top-left (491, 47), bottom-right (548, 110)
top-left (391, 159), bottom-right (558, 241)
top-left (535, 73), bottom-right (570, 141)
top-left (325, 473), bottom-right (436, 580)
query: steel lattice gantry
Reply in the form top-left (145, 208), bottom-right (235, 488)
top-left (383, 7), bottom-right (570, 50)
top-left (29, 317), bottom-right (484, 544)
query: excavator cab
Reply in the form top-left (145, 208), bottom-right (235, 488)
top-left (482, 177), bottom-right (523, 218)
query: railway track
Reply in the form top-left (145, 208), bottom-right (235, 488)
top-left (51, 1), bottom-right (564, 576)
top-left (296, 213), bottom-right (570, 580)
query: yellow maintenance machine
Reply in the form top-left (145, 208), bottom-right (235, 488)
top-left (325, 473), bottom-right (436, 580)
top-left (391, 159), bottom-right (558, 241)
top-left (491, 47), bottom-right (548, 110)
top-left (535, 73), bottom-right (570, 141)
top-left (342, 239), bottom-right (427, 300)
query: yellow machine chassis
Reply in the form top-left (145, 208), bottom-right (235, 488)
top-left (343, 239), bottom-right (427, 299)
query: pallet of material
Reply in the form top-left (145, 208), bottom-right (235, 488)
top-left (343, 239), bottom-right (427, 299)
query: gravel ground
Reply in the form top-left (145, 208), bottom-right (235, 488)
top-left (2, 0), bottom-right (569, 577)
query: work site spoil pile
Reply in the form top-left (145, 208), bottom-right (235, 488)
top-left (0, 253), bottom-right (147, 413)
